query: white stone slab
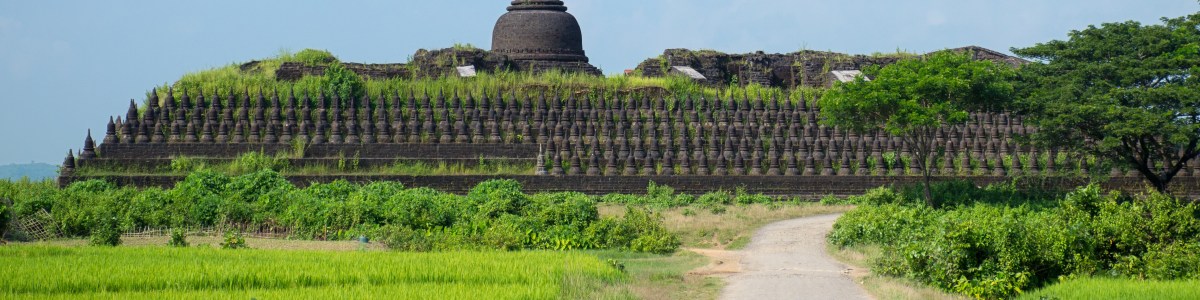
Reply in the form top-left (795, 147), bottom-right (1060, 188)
top-left (456, 65), bottom-right (477, 77)
top-left (670, 66), bottom-right (707, 80)
top-left (830, 70), bottom-right (868, 83)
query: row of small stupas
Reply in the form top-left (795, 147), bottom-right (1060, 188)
top-left (59, 0), bottom-right (1200, 181)
top-left (60, 88), bottom-right (1200, 178)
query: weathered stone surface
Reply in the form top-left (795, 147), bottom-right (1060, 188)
top-left (275, 0), bottom-right (602, 81)
top-left (275, 46), bottom-right (601, 80)
top-left (634, 46), bottom-right (1027, 88)
top-left (274, 62), bottom-right (409, 81)
top-left (492, 0), bottom-right (588, 63)
top-left (58, 174), bottom-right (1200, 198)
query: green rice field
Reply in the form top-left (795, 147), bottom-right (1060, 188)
top-left (1017, 277), bottom-right (1200, 300)
top-left (0, 245), bottom-right (626, 299)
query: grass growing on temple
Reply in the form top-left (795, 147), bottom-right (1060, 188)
top-left (148, 48), bottom-right (826, 109)
top-left (72, 147), bottom-right (1114, 179)
top-left (0, 245), bottom-right (627, 299)
top-left (73, 152), bottom-right (537, 177)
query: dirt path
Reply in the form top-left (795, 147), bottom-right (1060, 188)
top-left (715, 213), bottom-right (872, 300)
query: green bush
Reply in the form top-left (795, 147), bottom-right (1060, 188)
top-left (830, 184), bottom-right (1200, 299)
top-left (227, 152), bottom-right (287, 175)
top-left (221, 231), bottom-right (247, 249)
top-left (630, 229), bottom-right (681, 254)
top-left (897, 179), bottom-right (1063, 208)
top-left (621, 208), bottom-right (680, 254)
top-left (674, 194), bottom-right (695, 206)
top-left (288, 49), bottom-right (337, 66)
top-left (844, 186), bottom-right (908, 205)
top-left (584, 218), bottom-right (635, 249)
top-left (380, 225), bottom-right (437, 252)
top-left (1138, 242), bottom-right (1200, 280)
top-left (470, 179), bottom-right (528, 218)
top-left (818, 194), bottom-right (848, 205)
top-left (0, 173), bottom-right (681, 254)
top-left (168, 229), bottom-right (189, 247)
top-left (733, 187), bottom-right (772, 205)
top-left (599, 193), bottom-right (644, 205)
top-left (0, 197), bottom-right (10, 239)
top-left (827, 204), bottom-right (932, 247)
top-left (323, 62), bottom-right (365, 102)
top-left (55, 180), bottom-right (125, 237)
top-left (89, 210), bottom-right (121, 247)
top-left (383, 187), bottom-right (460, 230)
top-left (645, 181), bottom-right (677, 207)
top-left (696, 190), bottom-right (732, 206)
top-left (592, 183), bottom-right (696, 208)
top-left (169, 156), bottom-right (206, 173)
top-left (524, 192), bottom-right (598, 229)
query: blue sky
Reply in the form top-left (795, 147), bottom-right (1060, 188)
top-left (0, 0), bottom-right (1196, 165)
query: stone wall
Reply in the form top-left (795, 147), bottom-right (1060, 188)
top-left (634, 46), bottom-right (1027, 89)
top-left (275, 62), bottom-right (409, 81)
top-left (57, 174), bottom-right (1200, 199)
top-left (62, 89), bottom-right (1200, 187)
top-left (273, 47), bottom-right (601, 81)
top-left (90, 144), bottom-right (538, 160)
top-left (78, 144), bottom-right (538, 170)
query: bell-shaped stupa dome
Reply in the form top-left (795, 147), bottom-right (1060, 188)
top-left (491, 0), bottom-right (590, 63)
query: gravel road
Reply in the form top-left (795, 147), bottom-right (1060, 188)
top-left (719, 213), bottom-right (872, 300)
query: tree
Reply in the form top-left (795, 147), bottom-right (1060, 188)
top-left (1012, 13), bottom-right (1200, 193)
top-left (819, 51), bottom-right (1016, 205)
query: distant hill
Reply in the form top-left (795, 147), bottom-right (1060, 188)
top-left (0, 163), bottom-right (59, 181)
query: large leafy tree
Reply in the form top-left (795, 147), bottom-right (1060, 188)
top-left (819, 51), bottom-right (1015, 205)
top-left (1012, 13), bottom-right (1200, 193)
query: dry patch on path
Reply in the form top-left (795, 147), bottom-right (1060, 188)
top-left (691, 213), bottom-right (872, 300)
top-left (686, 248), bottom-right (742, 276)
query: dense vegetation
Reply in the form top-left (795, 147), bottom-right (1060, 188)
top-left (0, 173), bottom-right (679, 253)
top-left (827, 181), bottom-right (1200, 299)
top-left (820, 51), bottom-right (1016, 204)
top-left (1013, 12), bottom-right (1200, 193)
top-left (0, 246), bottom-right (625, 299)
top-left (0, 196), bottom-right (9, 240)
top-left (157, 48), bottom-right (818, 110)
top-left (74, 151), bottom-right (537, 177)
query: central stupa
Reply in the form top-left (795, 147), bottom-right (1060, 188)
top-left (492, 0), bottom-right (601, 75)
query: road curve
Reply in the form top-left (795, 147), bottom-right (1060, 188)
top-left (720, 213), bottom-right (872, 300)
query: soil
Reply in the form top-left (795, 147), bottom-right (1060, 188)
top-left (691, 213), bottom-right (872, 300)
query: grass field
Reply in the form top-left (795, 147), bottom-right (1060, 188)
top-left (584, 250), bottom-right (720, 300)
top-left (1017, 277), bottom-right (1200, 300)
top-left (4, 202), bottom-right (849, 300)
top-left (0, 245), bottom-right (626, 299)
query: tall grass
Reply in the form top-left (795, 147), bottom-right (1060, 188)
top-left (148, 49), bottom-right (827, 109)
top-left (1017, 277), bottom-right (1200, 300)
top-left (0, 245), bottom-right (625, 299)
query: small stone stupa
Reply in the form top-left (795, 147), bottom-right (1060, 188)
top-left (492, 0), bottom-right (602, 75)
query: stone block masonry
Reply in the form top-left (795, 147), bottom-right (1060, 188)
top-left (634, 46), bottom-right (1028, 89)
top-left (61, 86), bottom-right (1200, 188)
top-left (57, 174), bottom-right (1200, 200)
top-left (274, 47), bottom-right (600, 82)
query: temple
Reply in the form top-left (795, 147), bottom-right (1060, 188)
top-left (55, 1), bottom-right (1200, 197)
